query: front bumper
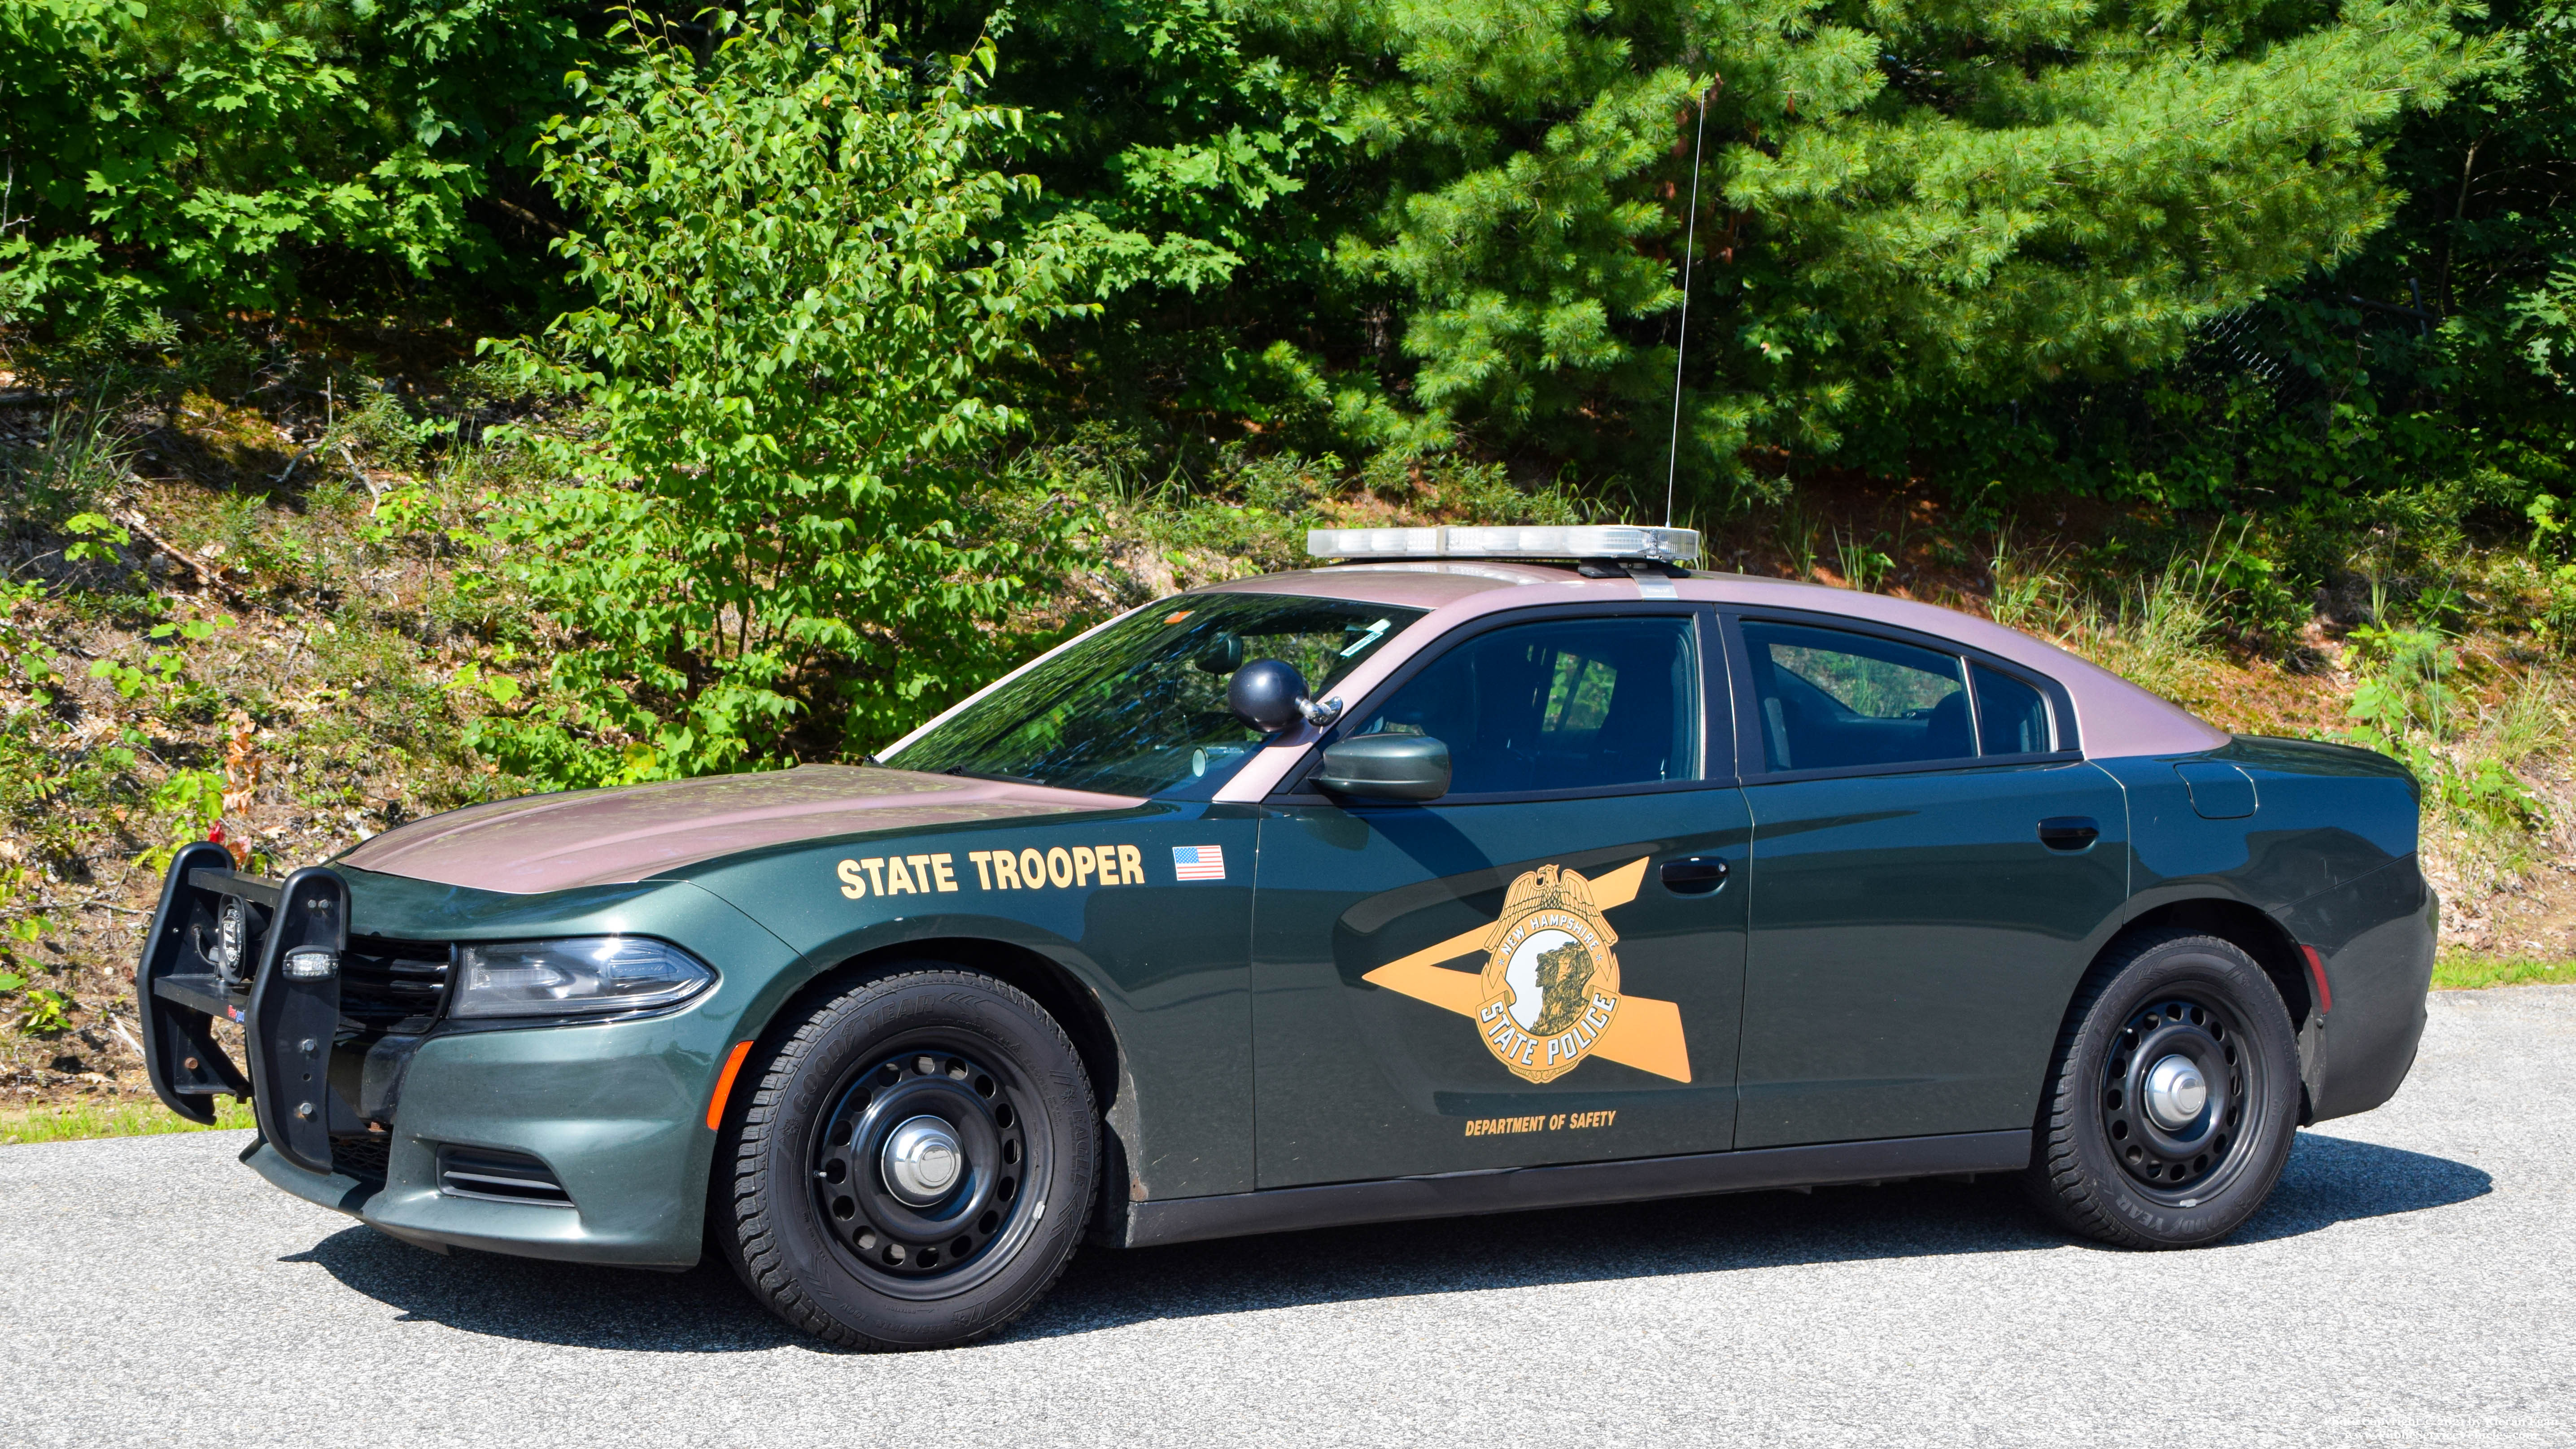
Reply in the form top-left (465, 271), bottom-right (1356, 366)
top-left (245, 1012), bottom-right (723, 1267)
top-left (139, 853), bottom-right (801, 1268)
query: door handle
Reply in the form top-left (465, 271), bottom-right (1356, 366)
top-left (2037, 817), bottom-right (2101, 851)
top-left (1660, 856), bottom-right (1731, 894)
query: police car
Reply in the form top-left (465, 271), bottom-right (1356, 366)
top-left (138, 525), bottom-right (2434, 1348)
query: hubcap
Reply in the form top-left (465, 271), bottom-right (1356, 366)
top-left (2142, 1054), bottom-right (2208, 1130)
top-left (809, 1045), bottom-right (1045, 1299)
top-left (882, 1115), bottom-right (963, 1205)
top-left (2099, 993), bottom-right (2265, 1197)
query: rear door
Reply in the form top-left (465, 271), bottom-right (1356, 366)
top-left (1250, 606), bottom-right (1751, 1188)
top-left (1727, 613), bottom-right (2130, 1149)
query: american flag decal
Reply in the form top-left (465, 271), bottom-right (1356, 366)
top-left (1171, 845), bottom-right (1226, 882)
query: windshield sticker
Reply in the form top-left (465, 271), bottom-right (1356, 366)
top-left (1339, 617), bottom-right (1393, 657)
top-left (1172, 844), bottom-right (1227, 881)
top-left (1362, 860), bottom-right (1690, 1084)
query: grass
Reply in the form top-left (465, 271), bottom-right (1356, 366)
top-left (0, 1095), bottom-right (255, 1146)
top-left (2432, 953), bottom-right (2576, 991)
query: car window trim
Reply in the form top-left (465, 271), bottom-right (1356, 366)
top-left (1721, 607), bottom-right (2083, 784)
top-left (1263, 600), bottom-right (1741, 805)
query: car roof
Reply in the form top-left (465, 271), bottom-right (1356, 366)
top-left (1191, 562), bottom-right (2225, 801)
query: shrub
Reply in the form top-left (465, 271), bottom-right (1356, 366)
top-left (474, 8), bottom-right (1123, 783)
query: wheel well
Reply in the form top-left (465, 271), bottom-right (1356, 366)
top-left (2111, 898), bottom-right (2313, 1026)
top-left (768, 938), bottom-right (1126, 1119)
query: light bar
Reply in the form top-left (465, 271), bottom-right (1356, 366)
top-left (1307, 525), bottom-right (1700, 564)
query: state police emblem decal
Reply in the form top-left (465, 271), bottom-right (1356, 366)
top-left (1476, 864), bottom-right (1622, 1082)
top-left (1361, 856), bottom-right (1692, 1084)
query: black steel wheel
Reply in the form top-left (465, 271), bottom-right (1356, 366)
top-left (808, 1045), bottom-right (1047, 1298)
top-left (717, 966), bottom-right (1097, 1349)
top-left (2101, 995), bottom-right (2256, 1196)
top-left (2026, 930), bottom-right (2301, 1248)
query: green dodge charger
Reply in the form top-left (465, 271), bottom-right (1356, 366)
top-left (138, 526), bottom-right (2436, 1349)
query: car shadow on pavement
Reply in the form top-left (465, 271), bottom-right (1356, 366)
top-left (279, 1131), bottom-right (2487, 1352)
top-left (280, 1232), bottom-right (803, 1351)
top-left (1017, 1132), bottom-right (2490, 1341)
top-left (2223, 1131), bottom-right (2493, 1245)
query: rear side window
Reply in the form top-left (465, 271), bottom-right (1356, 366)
top-left (1742, 621), bottom-right (1971, 771)
top-left (1973, 664), bottom-right (2054, 755)
top-left (1352, 615), bottom-right (1701, 794)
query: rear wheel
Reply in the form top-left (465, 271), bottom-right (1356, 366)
top-left (717, 966), bottom-right (1097, 1349)
top-left (2024, 930), bottom-right (2301, 1248)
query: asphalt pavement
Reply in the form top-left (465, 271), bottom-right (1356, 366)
top-left (4, 986), bottom-right (2571, 1448)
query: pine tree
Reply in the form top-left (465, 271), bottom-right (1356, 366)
top-left (1238, 0), bottom-right (2480, 497)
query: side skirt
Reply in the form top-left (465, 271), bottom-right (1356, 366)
top-left (1120, 1129), bottom-right (2031, 1249)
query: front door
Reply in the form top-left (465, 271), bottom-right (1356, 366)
top-left (1727, 614), bottom-right (2131, 1149)
top-left (1252, 608), bottom-right (1750, 1188)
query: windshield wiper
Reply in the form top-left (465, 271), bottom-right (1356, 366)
top-left (943, 765), bottom-right (1052, 787)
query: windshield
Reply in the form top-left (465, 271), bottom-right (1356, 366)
top-left (885, 594), bottom-right (1427, 799)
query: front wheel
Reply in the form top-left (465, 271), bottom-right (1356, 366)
top-left (716, 966), bottom-right (1098, 1349)
top-left (2025, 930), bottom-right (2301, 1248)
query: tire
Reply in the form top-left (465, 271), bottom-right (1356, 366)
top-left (716, 966), bottom-right (1098, 1349)
top-left (2024, 930), bottom-right (2301, 1249)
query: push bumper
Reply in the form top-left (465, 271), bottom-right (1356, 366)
top-left (136, 850), bottom-right (788, 1270)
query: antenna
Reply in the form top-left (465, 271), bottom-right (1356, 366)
top-left (1664, 82), bottom-right (1712, 530)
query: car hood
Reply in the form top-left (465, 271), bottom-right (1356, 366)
top-left (335, 765), bottom-right (1144, 895)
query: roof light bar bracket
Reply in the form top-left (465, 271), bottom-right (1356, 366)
top-left (1574, 558), bottom-right (1691, 580)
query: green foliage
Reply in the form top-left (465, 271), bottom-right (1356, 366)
top-left (0, 574), bottom-right (239, 874)
top-left (0, 0), bottom-right (589, 332)
top-left (1, 398), bottom-right (132, 538)
top-left (1224, 0), bottom-right (2477, 492)
top-left (1, 0), bottom-right (2565, 795)
top-left (0, 0), bottom-right (2529, 512)
top-left (0, 580), bottom-right (65, 705)
top-left (1908, 0), bottom-right (2572, 597)
top-left (86, 615), bottom-right (225, 702)
top-left (2337, 586), bottom-right (2550, 860)
top-left (1830, 526), bottom-right (1893, 594)
top-left (148, 767), bottom-right (223, 842)
top-left (0, 865), bottom-right (61, 1034)
top-left (59, 511), bottom-right (126, 564)
top-left (0, 579), bottom-right (145, 863)
top-left (1979, 527), bottom-right (2240, 704)
top-left (472, 8), bottom-right (1125, 784)
top-left (2540, 564), bottom-right (2576, 651)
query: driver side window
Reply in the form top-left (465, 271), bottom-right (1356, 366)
top-left (1353, 615), bottom-right (1702, 795)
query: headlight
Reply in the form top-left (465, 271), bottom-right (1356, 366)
top-left (452, 937), bottom-right (716, 1019)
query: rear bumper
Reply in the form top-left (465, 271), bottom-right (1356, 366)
top-left (2278, 856), bottom-right (2439, 1123)
top-left (245, 1012), bottom-right (725, 1268)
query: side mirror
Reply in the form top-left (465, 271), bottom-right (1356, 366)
top-left (1227, 659), bottom-right (1309, 733)
top-left (1314, 733), bottom-right (1451, 802)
